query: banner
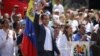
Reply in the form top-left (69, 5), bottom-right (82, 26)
top-left (71, 41), bottom-right (90, 56)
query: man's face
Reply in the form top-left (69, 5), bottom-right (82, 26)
top-left (54, 23), bottom-right (60, 33)
top-left (79, 25), bottom-right (85, 35)
top-left (42, 15), bottom-right (50, 26)
top-left (3, 20), bottom-right (9, 29)
top-left (4, 14), bottom-right (9, 19)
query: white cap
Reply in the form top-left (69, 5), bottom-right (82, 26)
top-left (16, 14), bottom-right (22, 17)
top-left (44, 11), bottom-right (51, 16)
top-left (53, 9), bottom-right (59, 13)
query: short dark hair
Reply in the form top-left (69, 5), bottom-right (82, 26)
top-left (78, 24), bottom-right (85, 29)
top-left (41, 14), bottom-right (49, 20)
top-left (1, 19), bottom-right (9, 25)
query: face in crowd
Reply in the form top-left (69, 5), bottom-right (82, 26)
top-left (2, 20), bottom-right (10, 29)
top-left (41, 14), bottom-right (50, 26)
top-left (64, 25), bottom-right (73, 36)
top-left (54, 22), bottom-right (60, 33)
top-left (3, 13), bottom-right (9, 19)
top-left (78, 24), bottom-right (86, 35)
top-left (66, 25), bottom-right (72, 35)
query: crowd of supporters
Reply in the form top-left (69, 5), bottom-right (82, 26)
top-left (0, 0), bottom-right (100, 56)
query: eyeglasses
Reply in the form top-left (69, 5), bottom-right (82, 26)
top-left (53, 27), bottom-right (60, 29)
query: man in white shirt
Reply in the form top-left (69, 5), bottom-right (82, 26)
top-left (53, 0), bottom-right (64, 15)
top-left (35, 14), bottom-right (60, 56)
top-left (0, 20), bottom-right (16, 56)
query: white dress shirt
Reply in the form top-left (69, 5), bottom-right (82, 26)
top-left (85, 22), bottom-right (93, 33)
top-left (68, 19), bottom-right (79, 33)
top-left (57, 34), bottom-right (71, 56)
top-left (0, 29), bottom-right (16, 56)
top-left (44, 26), bottom-right (53, 51)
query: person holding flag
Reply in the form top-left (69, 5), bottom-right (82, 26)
top-left (20, 0), bottom-right (38, 56)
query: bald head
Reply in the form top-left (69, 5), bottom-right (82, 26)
top-left (3, 13), bottom-right (9, 19)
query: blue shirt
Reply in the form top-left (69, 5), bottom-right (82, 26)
top-left (73, 33), bottom-right (82, 41)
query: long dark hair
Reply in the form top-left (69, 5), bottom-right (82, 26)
top-left (63, 25), bottom-right (72, 41)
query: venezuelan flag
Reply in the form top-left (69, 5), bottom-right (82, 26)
top-left (21, 0), bottom-right (37, 56)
